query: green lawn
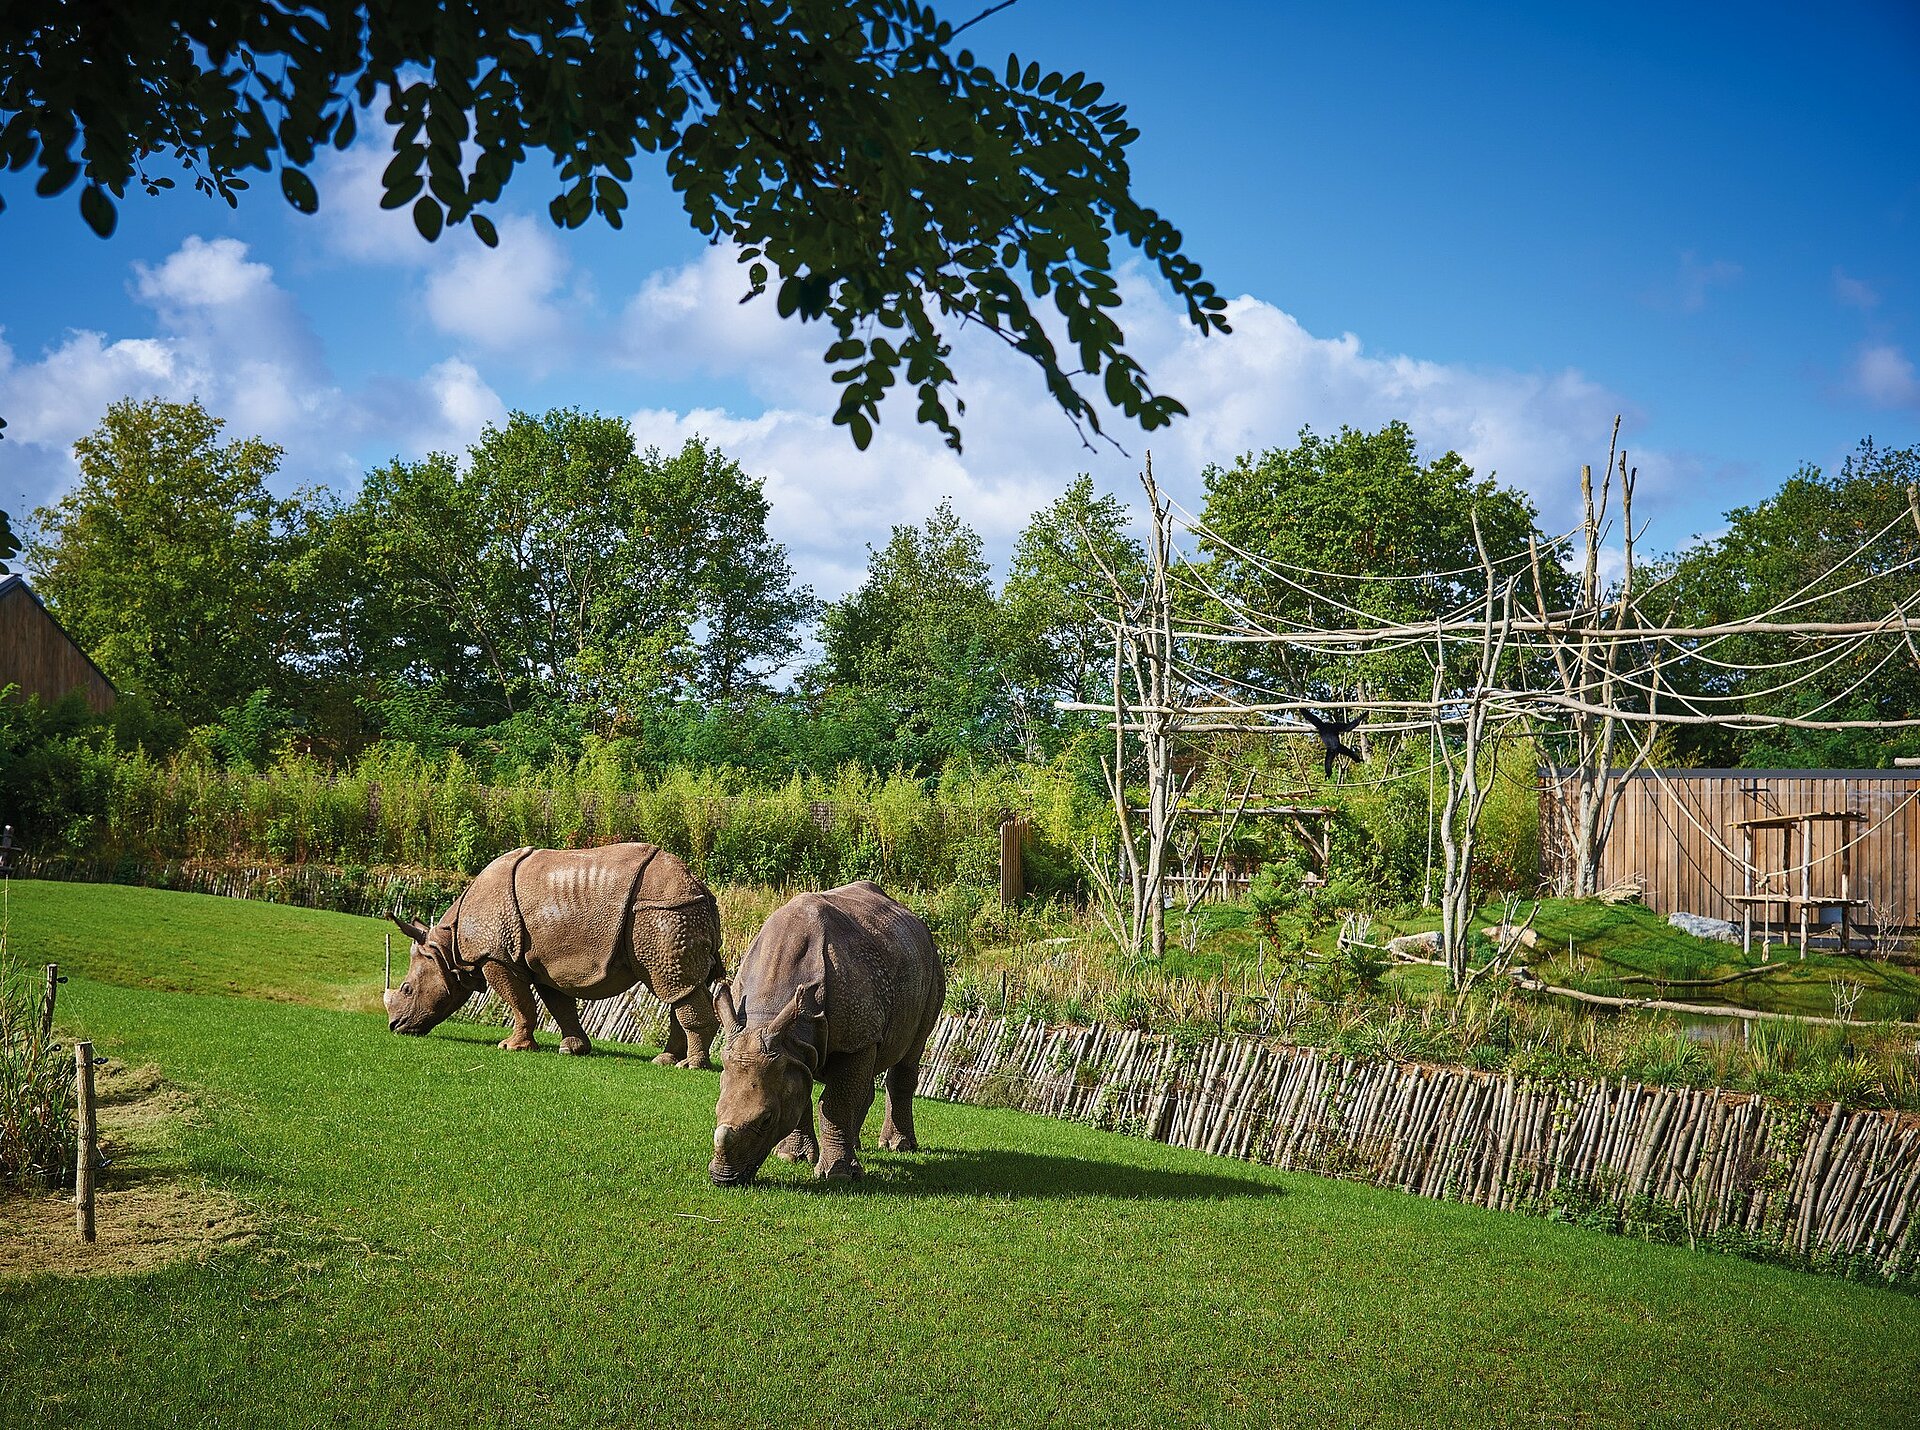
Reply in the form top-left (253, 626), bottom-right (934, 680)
top-left (9, 878), bottom-right (387, 1011)
top-left (4, 883), bottom-right (1919, 1428)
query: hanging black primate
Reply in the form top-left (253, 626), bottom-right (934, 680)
top-left (1303, 708), bottom-right (1366, 777)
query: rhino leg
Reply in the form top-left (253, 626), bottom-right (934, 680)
top-left (775, 1101), bottom-right (819, 1165)
top-left (483, 962), bottom-right (540, 1052)
top-left (655, 1014), bottom-right (687, 1067)
top-left (879, 1043), bottom-right (927, 1153)
top-left (668, 987), bottom-right (719, 1070)
top-left (815, 1046), bottom-right (877, 1181)
top-left (537, 985), bottom-right (591, 1056)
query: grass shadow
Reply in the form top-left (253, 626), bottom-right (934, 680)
top-left (426, 1023), bottom-right (677, 1064)
top-left (788, 1145), bottom-right (1287, 1202)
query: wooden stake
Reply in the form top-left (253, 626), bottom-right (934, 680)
top-left (41, 963), bottom-right (58, 1044)
top-left (75, 1040), bottom-right (96, 1244)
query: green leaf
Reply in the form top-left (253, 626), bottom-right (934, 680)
top-left (79, 184), bottom-right (116, 237)
top-left (412, 196), bottom-right (443, 241)
top-left (470, 212), bottom-right (499, 247)
top-left (280, 168), bottom-right (319, 214)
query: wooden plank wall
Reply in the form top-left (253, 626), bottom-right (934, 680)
top-left (0, 580), bottom-right (116, 714)
top-left (1543, 770), bottom-right (1920, 928)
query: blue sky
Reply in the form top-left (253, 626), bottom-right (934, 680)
top-left (1, 0), bottom-right (1916, 597)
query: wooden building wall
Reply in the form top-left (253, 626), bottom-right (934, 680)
top-left (0, 576), bottom-right (117, 715)
top-left (1542, 770), bottom-right (1920, 928)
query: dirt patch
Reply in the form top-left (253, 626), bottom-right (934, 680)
top-left (0, 1060), bottom-right (256, 1279)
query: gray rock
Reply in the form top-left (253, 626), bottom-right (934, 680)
top-left (1667, 911), bottom-right (1740, 944)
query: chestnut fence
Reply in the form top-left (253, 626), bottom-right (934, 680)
top-left (456, 991), bottom-right (1920, 1286)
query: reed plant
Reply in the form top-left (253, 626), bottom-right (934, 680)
top-left (29, 745), bottom-right (1062, 894)
top-left (0, 927), bottom-right (74, 1190)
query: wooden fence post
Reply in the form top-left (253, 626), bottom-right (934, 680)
top-left (41, 963), bottom-right (59, 1044)
top-left (999, 819), bottom-right (1025, 909)
top-left (74, 1040), bottom-right (96, 1244)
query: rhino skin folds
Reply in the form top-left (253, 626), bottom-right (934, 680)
top-left (385, 843), bottom-right (724, 1067)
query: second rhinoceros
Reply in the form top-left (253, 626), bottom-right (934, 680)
top-left (385, 842), bottom-right (724, 1066)
top-left (709, 881), bottom-right (944, 1185)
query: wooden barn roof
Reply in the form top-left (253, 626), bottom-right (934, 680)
top-left (0, 573), bottom-right (118, 713)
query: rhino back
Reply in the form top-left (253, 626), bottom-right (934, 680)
top-left (514, 843), bottom-right (718, 1001)
top-left (449, 847), bottom-right (534, 965)
top-left (738, 882), bottom-right (941, 1070)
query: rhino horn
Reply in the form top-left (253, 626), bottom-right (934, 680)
top-left (714, 981), bottom-right (744, 1038)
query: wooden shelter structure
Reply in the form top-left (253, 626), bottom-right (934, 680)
top-left (1542, 768), bottom-right (1920, 935)
top-left (0, 575), bottom-right (116, 714)
top-left (1732, 809), bottom-right (1866, 958)
top-left (1161, 802), bottom-right (1337, 903)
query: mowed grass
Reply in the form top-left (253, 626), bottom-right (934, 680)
top-left (1, 887), bottom-right (1917, 1428)
top-left (8, 878), bottom-right (389, 1012)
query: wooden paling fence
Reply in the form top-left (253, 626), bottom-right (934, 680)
top-left (452, 986), bottom-right (675, 1049)
top-left (918, 1016), bottom-right (1920, 1281)
top-left (449, 992), bottom-right (1920, 1282)
top-left (26, 855), bottom-right (462, 921)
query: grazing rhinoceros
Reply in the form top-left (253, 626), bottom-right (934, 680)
top-left (709, 881), bottom-right (944, 1185)
top-left (384, 842), bottom-right (724, 1066)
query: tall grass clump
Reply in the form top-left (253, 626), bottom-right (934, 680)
top-left (0, 939), bottom-right (75, 1190)
top-left (23, 742), bottom-right (1080, 898)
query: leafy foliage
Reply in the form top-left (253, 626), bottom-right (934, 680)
top-left (1195, 422), bottom-right (1559, 699)
top-left (1651, 440), bottom-right (1920, 767)
top-left (335, 412), bottom-right (815, 727)
top-left (813, 499), bottom-right (1014, 770)
top-left (27, 399), bottom-right (310, 728)
top-left (0, 0), bottom-right (1227, 450)
top-left (1001, 474), bottom-right (1146, 753)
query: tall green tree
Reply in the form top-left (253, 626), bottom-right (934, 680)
top-left (814, 499), bottom-right (1011, 769)
top-left (0, 1), bottom-right (1227, 452)
top-left (1001, 475), bottom-right (1146, 754)
top-left (1196, 422), bottom-right (1557, 700)
top-left (340, 412), bottom-right (812, 729)
top-left (1652, 439), bottom-right (1920, 768)
top-left (28, 398), bottom-right (308, 726)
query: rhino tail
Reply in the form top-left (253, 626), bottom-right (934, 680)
top-left (705, 892), bottom-right (726, 987)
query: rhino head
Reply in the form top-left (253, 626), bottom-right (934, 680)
top-left (709, 980), bottom-right (821, 1187)
top-left (384, 913), bottom-right (484, 1036)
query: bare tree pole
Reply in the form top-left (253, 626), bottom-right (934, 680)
top-left (1434, 512), bottom-right (1519, 987)
top-left (1085, 455), bottom-right (1188, 963)
top-left (1531, 428), bottom-right (1662, 895)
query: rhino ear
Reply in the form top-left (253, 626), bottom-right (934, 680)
top-left (388, 910), bottom-right (429, 945)
top-left (760, 981), bottom-right (823, 1065)
top-left (714, 981), bottom-right (743, 1038)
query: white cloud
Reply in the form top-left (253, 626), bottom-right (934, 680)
top-left (1833, 268), bottom-right (1879, 311)
top-left (1852, 343), bottom-right (1920, 409)
top-left (0, 236), bottom-right (506, 516)
top-left (619, 246), bottom-right (824, 402)
top-left (616, 252), bottom-right (1673, 600)
top-left (312, 143), bottom-right (436, 267)
top-left (421, 216), bottom-right (574, 353)
top-left (1648, 251), bottom-right (1742, 314)
top-left (312, 146), bottom-right (580, 362)
top-left (5, 229), bottom-right (1684, 616)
